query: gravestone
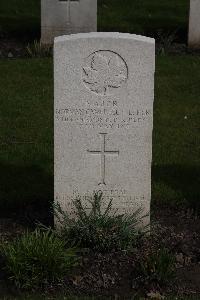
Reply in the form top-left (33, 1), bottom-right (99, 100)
top-left (41, 0), bottom-right (97, 44)
top-left (54, 32), bottom-right (155, 226)
top-left (188, 0), bottom-right (200, 48)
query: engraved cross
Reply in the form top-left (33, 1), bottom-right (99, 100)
top-left (88, 133), bottom-right (119, 185)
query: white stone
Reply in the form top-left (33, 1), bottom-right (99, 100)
top-left (41, 0), bottom-right (97, 44)
top-left (54, 32), bottom-right (155, 226)
top-left (188, 0), bottom-right (200, 48)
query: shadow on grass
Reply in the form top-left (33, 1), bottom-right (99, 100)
top-left (0, 162), bottom-right (53, 226)
top-left (152, 164), bottom-right (200, 211)
top-left (1, 161), bottom-right (199, 225)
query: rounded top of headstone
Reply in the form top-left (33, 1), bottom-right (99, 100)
top-left (54, 32), bottom-right (155, 45)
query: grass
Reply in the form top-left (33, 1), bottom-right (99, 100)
top-left (0, 58), bottom-right (53, 215)
top-left (0, 0), bottom-right (40, 39)
top-left (0, 0), bottom-right (189, 40)
top-left (99, 0), bottom-right (189, 40)
top-left (138, 247), bottom-right (175, 286)
top-left (153, 55), bottom-right (200, 210)
top-left (55, 192), bottom-right (144, 252)
top-left (2, 229), bottom-right (77, 289)
top-left (0, 55), bottom-right (199, 215)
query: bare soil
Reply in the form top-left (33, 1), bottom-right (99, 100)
top-left (0, 205), bottom-right (199, 298)
top-left (0, 38), bottom-right (27, 58)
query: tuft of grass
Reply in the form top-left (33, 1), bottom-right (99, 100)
top-left (55, 192), bottom-right (147, 253)
top-left (1, 229), bottom-right (77, 290)
top-left (138, 247), bottom-right (175, 286)
top-left (26, 40), bottom-right (52, 58)
top-left (156, 30), bottom-right (178, 55)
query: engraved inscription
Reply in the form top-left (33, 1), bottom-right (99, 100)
top-left (88, 133), bottom-right (119, 185)
top-left (56, 190), bottom-right (145, 209)
top-left (82, 50), bottom-right (128, 96)
top-left (55, 105), bottom-right (151, 129)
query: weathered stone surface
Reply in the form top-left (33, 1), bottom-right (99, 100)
top-left (41, 0), bottom-right (97, 44)
top-left (54, 32), bottom-right (155, 225)
top-left (188, 0), bottom-right (200, 48)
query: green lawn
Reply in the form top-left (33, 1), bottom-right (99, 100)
top-left (0, 0), bottom-right (189, 40)
top-left (153, 55), bottom-right (200, 209)
top-left (0, 0), bottom-right (40, 38)
top-left (99, 0), bottom-right (189, 39)
top-left (0, 55), bottom-right (199, 214)
top-left (0, 58), bottom-right (53, 214)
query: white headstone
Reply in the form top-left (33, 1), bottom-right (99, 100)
top-left (188, 0), bottom-right (200, 48)
top-left (41, 0), bottom-right (97, 44)
top-left (54, 32), bottom-right (155, 225)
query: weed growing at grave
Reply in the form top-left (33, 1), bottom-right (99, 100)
top-left (54, 192), bottom-right (147, 253)
top-left (138, 247), bottom-right (175, 286)
top-left (26, 40), bottom-right (52, 58)
top-left (156, 30), bottom-right (177, 55)
top-left (1, 229), bottom-right (77, 290)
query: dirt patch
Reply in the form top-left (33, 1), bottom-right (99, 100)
top-left (0, 38), bottom-right (27, 58)
top-left (0, 206), bottom-right (199, 298)
top-left (176, 265), bottom-right (200, 295)
top-left (0, 218), bottom-right (25, 242)
top-left (63, 206), bottom-right (200, 298)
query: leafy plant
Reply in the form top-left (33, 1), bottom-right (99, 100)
top-left (54, 192), bottom-right (147, 253)
top-left (139, 247), bottom-right (175, 286)
top-left (2, 229), bottom-right (77, 290)
top-left (26, 40), bottom-right (52, 58)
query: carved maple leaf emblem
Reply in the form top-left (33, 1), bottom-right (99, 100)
top-left (83, 52), bottom-right (127, 95)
